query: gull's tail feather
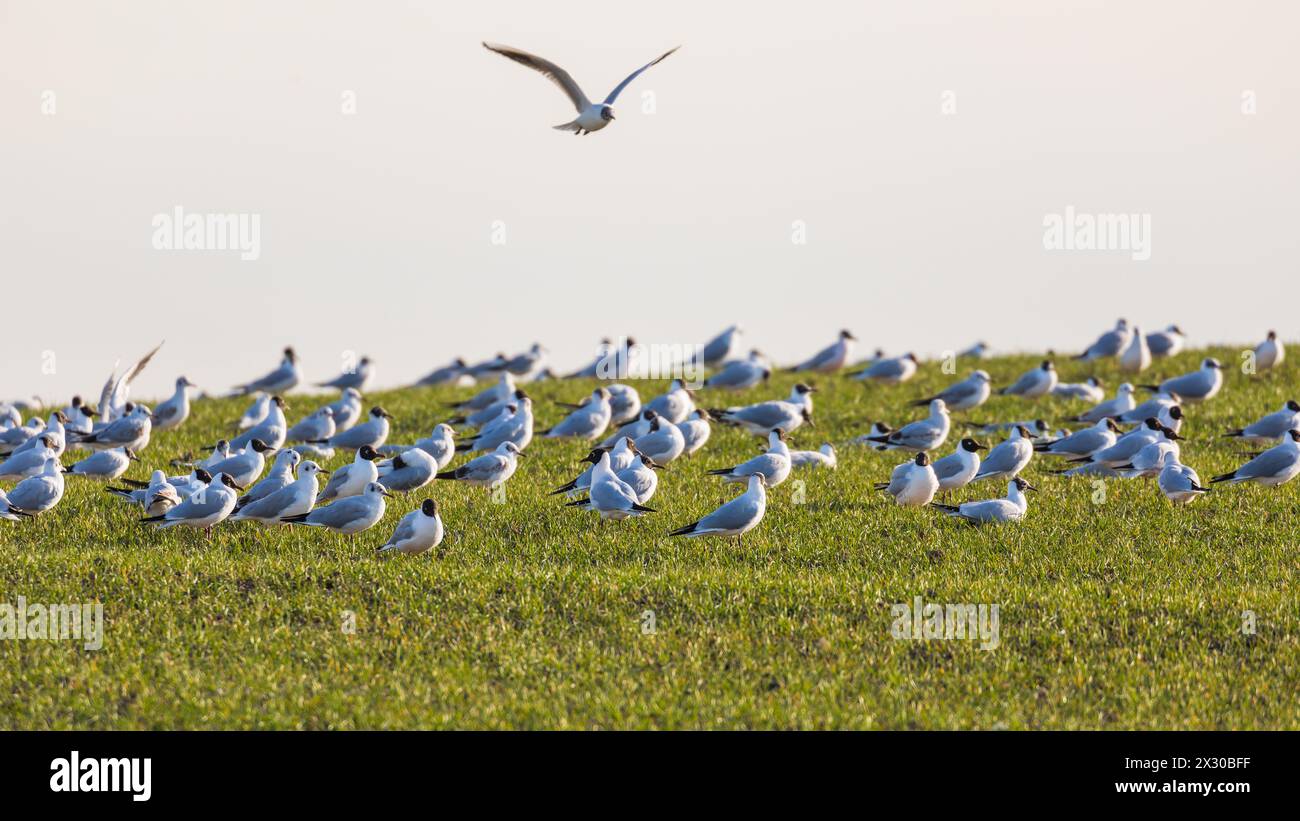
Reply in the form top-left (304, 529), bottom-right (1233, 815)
top-left (668, 521), bottom-right (698, 537)
top-left (553, 119), bottom-right (582, 132)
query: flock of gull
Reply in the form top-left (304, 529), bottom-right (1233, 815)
top-left (1, 320), bottom-right (1295, 554)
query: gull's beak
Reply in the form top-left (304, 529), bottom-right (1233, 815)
top-left (382, 489), bottom-right (397, 499)
top-left (975, 441), bottom-right (988, 450)
top-left (1023, 482), bottom-right (1038, 492)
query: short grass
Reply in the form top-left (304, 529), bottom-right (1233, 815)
top-left (2, 346), bottom-right (1297, 729)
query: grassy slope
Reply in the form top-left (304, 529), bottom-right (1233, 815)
top-left (1, 346), bottom-right (1297, 729)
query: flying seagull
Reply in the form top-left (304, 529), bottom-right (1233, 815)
top-left (483, 42), bottom-right (679, 135)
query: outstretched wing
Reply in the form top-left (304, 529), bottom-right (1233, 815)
top-left (483, 42), bottom-right (590, 112)
top-left (603, 46), bottom-right (679, 105)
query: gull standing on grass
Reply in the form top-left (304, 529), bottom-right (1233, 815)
top-left (1053, 376), bottom-right (1106, 403)
top-left (565, 450), bottom-right (656, 521)
top-left (0, 436), bottom-right (59, 481)
top-left (634, 413), bottom-right (687, 465)
top-left (601, 409), bottom-right (655, 448)
top-left (230, 347), bottom-right (300, 396)
top-left (2, 457), bottom-right (66, 517)
top-left (849, 353), bottom-right (918, 385)
top-left (325, 388), bottom-right (365, 432)
top-left (317, 356), bottom-right (373, 392)
top-left (415, 358), bottom-right (469, 387)
top-left (929, 438), bottom-right (986, 497)
top-left (1114, 428), bottom-right (1182, 479)
top-left (911, 370), bottom-right (991, 412)
top-left (230, 462), bottom-right (326, 526)
top-left (875, 452), bottom-right (939, 507)
top-left (283, 482), bottom-right (392, 535)
top-left (676, 409), bottom-right (713, 457)
top-left (71, 404), bottom-right (153, 453)
top-left (108, 468), bottom-right (181, 514)
top-left (1119, 326), bottom-right (1151, 373)
top-left (312, 406), bottom-right (392, 450)
top-left (140, 472), bottom-right (242, 536)
top-left (63, 446), bottom-right (136, 481)
top-left (541, 387), bottom-right (612, 440)
top-left (669, 474), bottom-right (767, 547)
top-left (151, 376), bottom-right (198, 432)
top-left (318, 446), bottom-right (384, 502)
top-left (233, 449), bottom-right (301, 511)
top-left (552, 436), bottom-right (639, 497)
top-left (483, 42), bottom-right (679, 136)
top-left (1254, 330), bottom-right (1285, 372)
top-left (237, 392), bottom-right (270, 431)
top-left (1000, 361), bottom-right (1058, 398)
top-left (972, 425), bottom-right (1035, 482)
top-left (1068, 418), bottom-right (1169, 468)
top-left (7, 411), bottom-right (66, 458)
top-left (1211, 430), bottom-right (1300, 487)
top-left (378, 499), bottom-right (445, 555)
top-left (457, 396), bottom-right (533, 453)
top-left (789, 443), bottom-right (837, 470)
top-left (867, 399), bottom-right (950, 452)
top-left (376, 447), bottom-right (437, 493)
top-left (700, 324), bottom-right (744, 367)
top-left (704, 350), bottom-right (770, 390)
top-left (62, 397), bottom-right (96, 436)
top-left (932, 477), bottom-right (1035, 524)
top-left (1074, 319), bottom-right (1131, 362)
top-left (380, 424), bottom-right (457, 470)
top-left (1033, 419), bottom-right (1121, 460)
top-left (285, 406), bottom-right (335, 444)
top-left (230, 395), bottom-right (288, 450)
top-left (959, 341), bottom-right (991, 360)
top-left (645, 379), bottom-right (696, 424)
top-left (1072, 383), bottom-right (1136, 424)
top-left (567, 446), bottom-right (662, 507)
top-left (436, 441), bottom-right (524, 492)
top-left (1146, 325), bottom-right (1186, 358)
top-left (204, 439), bottom-right (276, 489)
top-left (1158, 459), bottom-right (1209, 504)
top-left (790, 330), bottom-right (857, 373)
top-left (1222, 400), bottom-right (1300, 444)
top-left (607, 384), bottom-right (642, 425)
top-left (1117, 388), bottom-right (1181, 425)
top-left (450, 372), bottom-right (515, 414)
top-left (1143, 358), bottom-right (1223, 403)
top-left (710, 383), bottom-right (815, 436)
top-left (708, 429), bottom-right (792, 487)
top-left (0, 418), bottom-right (44, 451)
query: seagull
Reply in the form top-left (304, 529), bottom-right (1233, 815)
top-left (552, 436), bottom-right (639, 497)
top-left (709, 383), bottom-right (815, 436)
top-left (565, 450), bottom-right (656, 520)
top-left (599, 409), bottom-right (655, 448)
top-left (958, 341), bottom-right (991, 360)
top-left (1114, 428), bottom-right (1182, 479)
top-left (1117, 389), bottom-right (1181, 425)
top-left (875, 452), bottom-right (939, 507)
top-left (230, 347), bottom-right (300, 396)
top-left (230, 395), bottom-right (288, 450)
top-left (140, 471), bottom-right (242, 535)
top-left (376, 447), bottom-right (437, 493)
top-left (669, 473), bottom-right (767, 547)
top-left (63, 446), bottom-right (136, 481)
top-left (541, 388), bottom-right (612, 440)
top-left (1119, 326), bottom-right (1151, 373)
top-left (204, 438), bottom-right (276, 489)
top-left (2, 457), bottom-right (65, 517)
top-left (565, 339), bottom-right (618, 380)
top-left (230, 461), bottom-right (325, 525)
top-left (972, 425), bottom-right (1035, 482)
top-left (232, 448), bottom-right (301, 512)
top-left (1254, 330), bottom-right (1285, 372)
top-left (849, 353), bottom-right (918, 385)
top-left (317, 356), bottom-right (373, 392)
top-left (0, 437), bottom-right (59, 481)
top-left (151, 376), bottom-right (198, 432)
top-left (789, 330), bottom-right (856, 373)
top-left (929, 438), bottom-right (986, 495)
top-left (5, 411), bottom-right (66, 458)
top-left (456, 396), bottom-right (533, 453)
top-left (70, 404), bottom-right (152, 453)
top-left (1000, 361), bottom-right (1057, 398)
top-left (193, 440), bottom-right (232, 470)
top-left (1034, 419), bottom-right (1121, 459)
top-left (932, 477), bottom-right (1035, 524)
top-left (502, 343), bottom-right (548, 378)
top-left (326, 388), bottom-right (365, 432)
top-left (0, 417), bottom-right (45, 451)
top-left (1069, 418), bottom-right (1170, 468)
top-left (380, 424), bottom-right (457, 470)
top-left (1223, 400), bottom-right (1300, 444)
top-left (285, 406), bottom-right (336, 444)
top-left (851, 421), bottom-right (894, 450)
top-left (237, 392), bottom-right (271, 431)
top-left (1052, 376), bottom-right (1106, 403)
top-left (676, 409), bottom-right (713, 457)
top-left (61, 396), bottom-right (96, 436)
top-left (312, 406), bottom-right (392, 450)
top-left (436, 441), bottom-right (524, 491)
top-left (1142, 358), bottom-right (1223, 403)
top-left (413, 358), bottom-right (468, 387)
top-left (1157, 459), bottom-right (1209, 504)
top-left (634, 413), bottom-right (687, 465)
top-left (378, 499), bottom-right (445, 555)
top-left (108, 468), bottom-right (181, 515)
top-left (1072, 383), bottom-right (1137, 423)
top-left (704, 350), bottom-right (770, 390)
top-left (866, 399), bottom-right (950, 452)
top-left (700, 325), bottom-right (743, 367)
top-left (607, 384), bottom-right (642, 425)
top-left (1211, 430), bottom-right (1300, 487)
top-left (97, 341), bottom-right (163, 423)
top-left (283, 481), bottom-right (392, 535)
top-left (911, 370), bottom-right (991, 411)
top-left (1074, 318), bottom-right (1131, 361)
top-left (483, 42), bottom-right (679, 136)
top-left (644, 379), bottom-right (696, 424)
top-left (1146, 325), bottom-right (1185, 358)
top-left (789, 443), bottom-right (837, 470)
top-left (318, 446), bottom-right (384, 502)
top-left (451, 372), bottom-right (515, 413)
top-left (708, 429), bottom-right (792, 487)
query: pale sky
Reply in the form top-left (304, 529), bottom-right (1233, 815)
top-left (2, 0), bottom-right (1297, 402)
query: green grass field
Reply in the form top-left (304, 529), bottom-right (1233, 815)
top-left (2, 346), bottom-right (1297, 729)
